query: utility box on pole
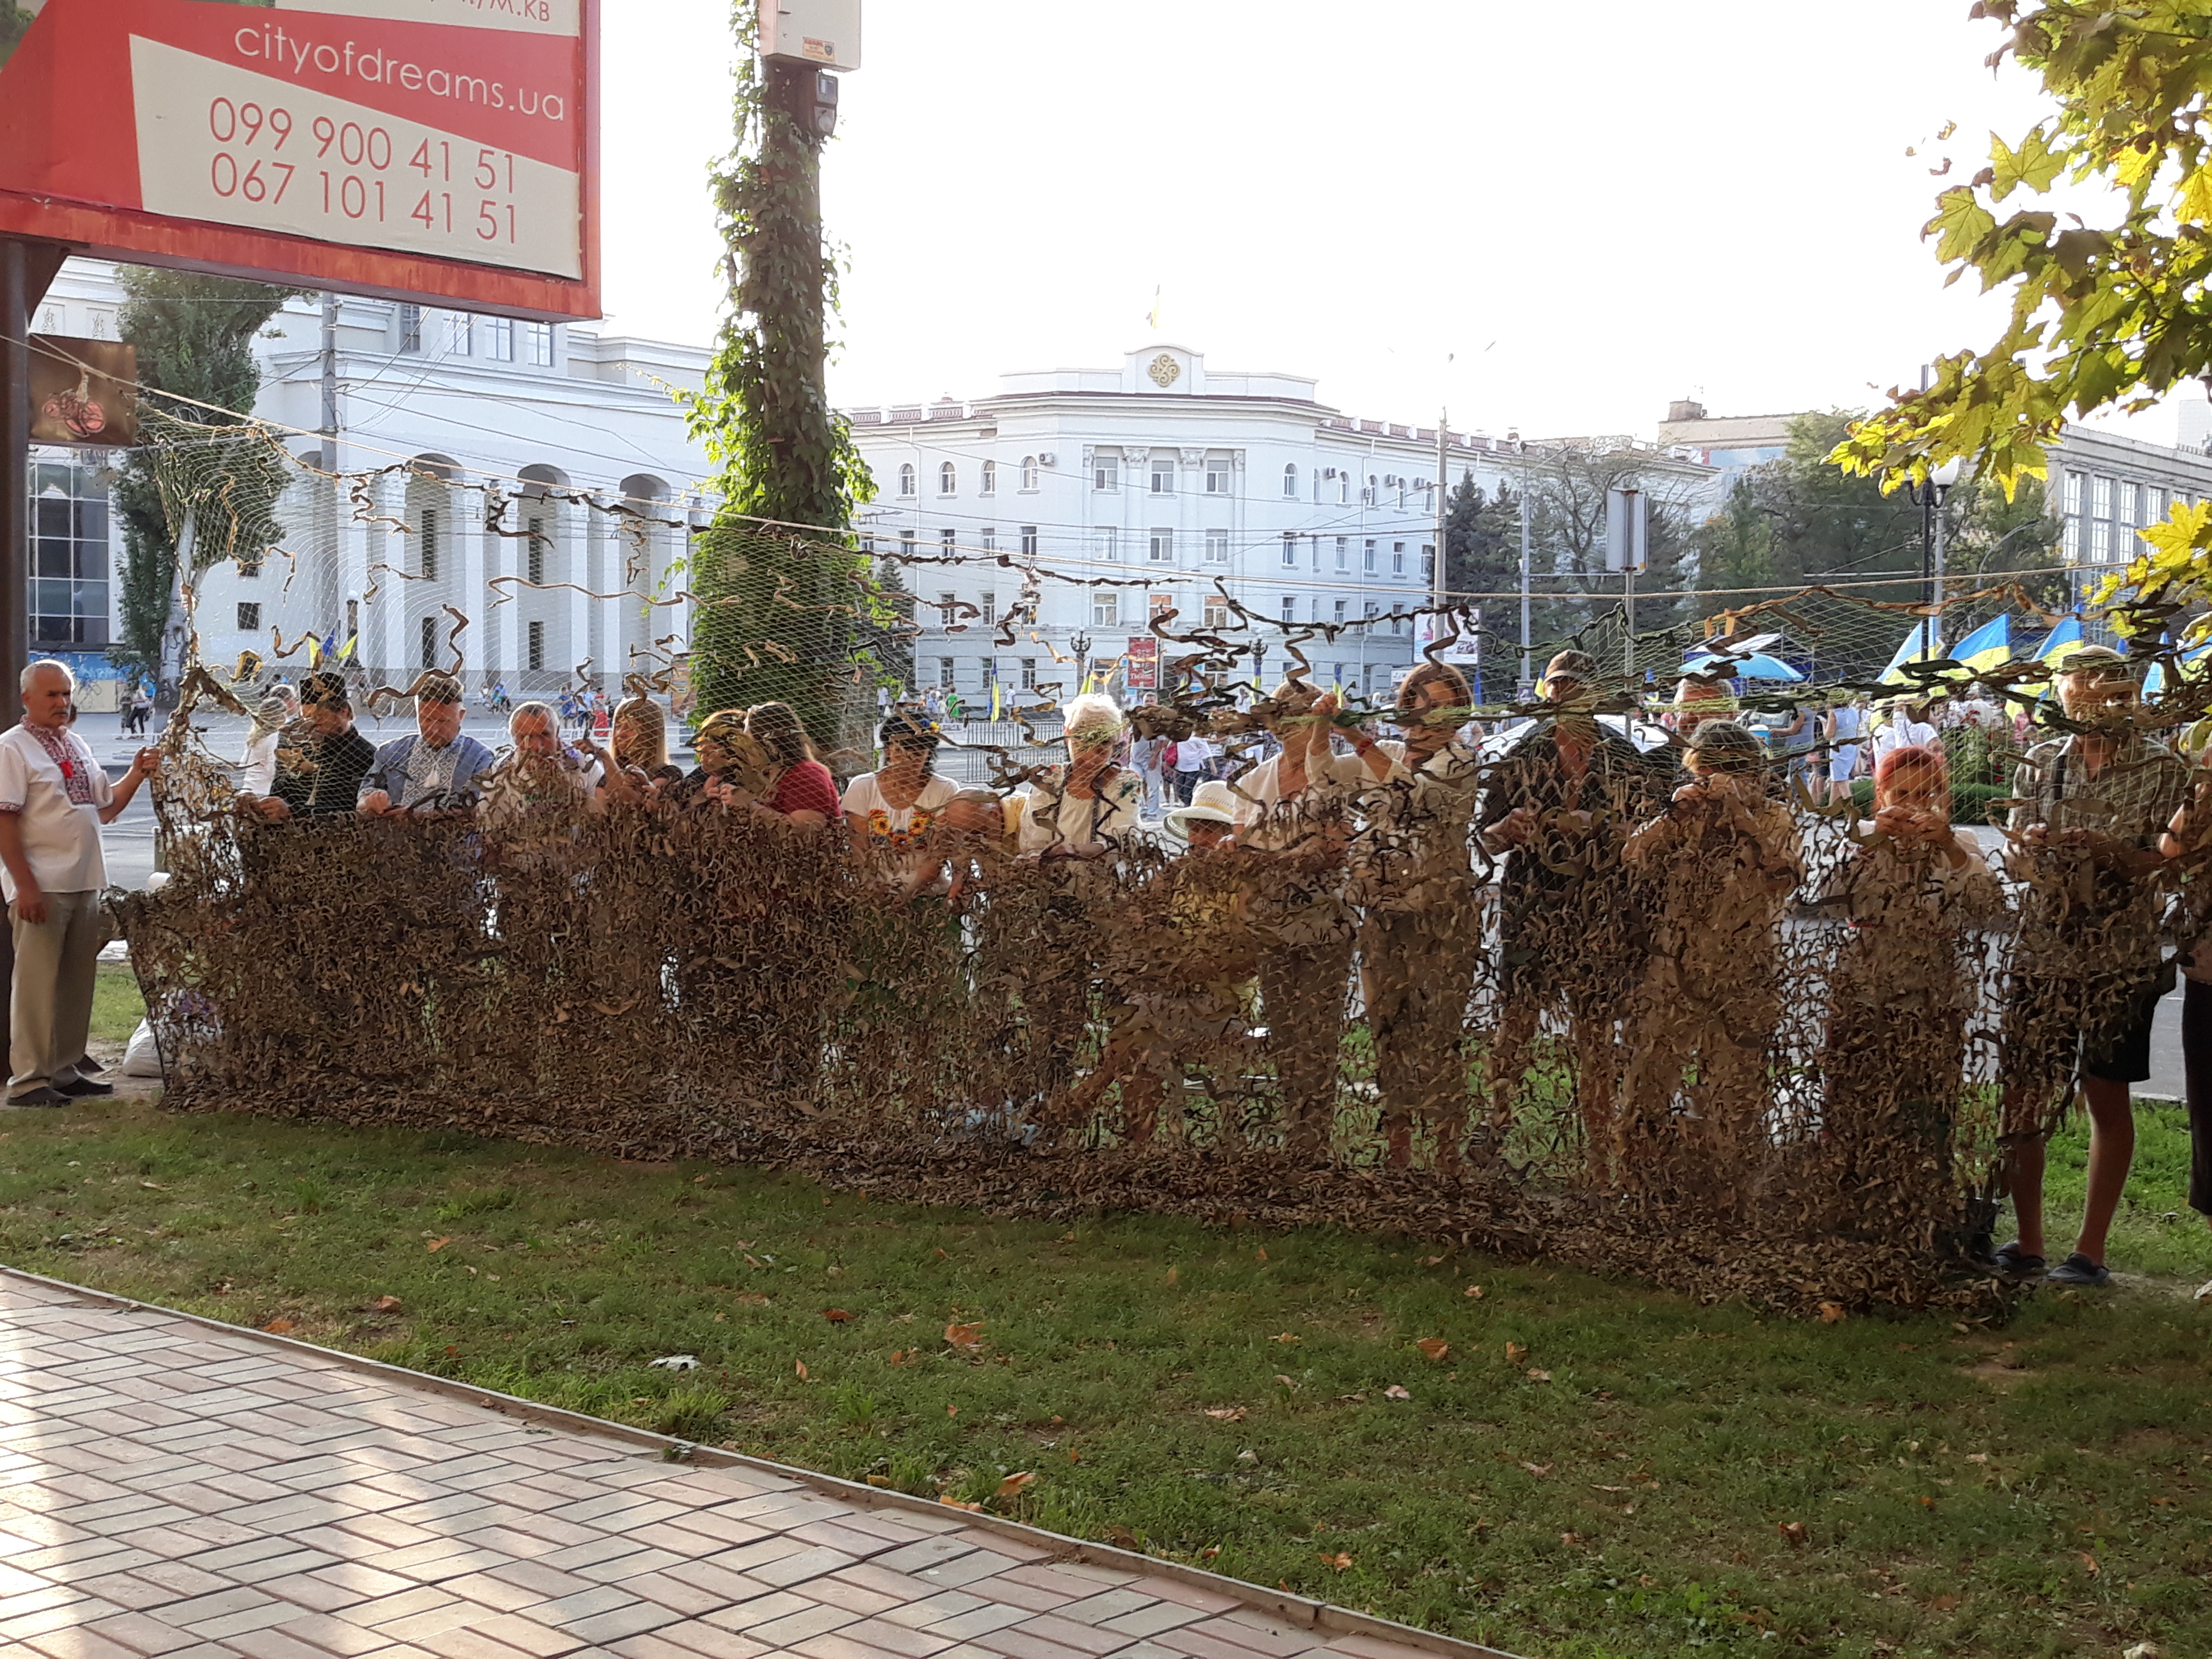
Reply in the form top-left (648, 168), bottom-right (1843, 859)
top-left (761, 0), bottom-right (863, 70)
top-left (1604, 487), bottom-right (1647, 573)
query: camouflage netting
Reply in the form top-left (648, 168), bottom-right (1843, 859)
top-left (103, 428), bottom-right (2212, 1316)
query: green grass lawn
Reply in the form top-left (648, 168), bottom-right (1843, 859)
top-left (2, 1086), bottom-right (2208, 1659)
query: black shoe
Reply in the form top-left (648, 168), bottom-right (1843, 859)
top-left (57, 1078), bottom-right (114, 1097)
top-left (70, 1056), bottom-right (106, 1079)
top-left (1992, 1240), bottom-right (2046, 1281)
top-left (2047, 1252), bottom-right (2112, 1288)
top-left (6, 1087), bottom-right (70, 1108)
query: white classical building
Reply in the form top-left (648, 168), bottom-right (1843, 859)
top-left (847, 343), bottom-right (1543, 704)
top-left (29, 258), bottom-right (715, 704)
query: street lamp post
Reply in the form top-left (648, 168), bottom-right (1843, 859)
top-left (1068, 630), bottom-right (1092, 697)
top-left (1904, 457), bottom-right (1963, 660)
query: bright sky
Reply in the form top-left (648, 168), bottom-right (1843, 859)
top-left (598, 1), bottom-right (2110, 443)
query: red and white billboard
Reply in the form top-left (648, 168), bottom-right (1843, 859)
top-left (0, 0), bottom-right (599, 320)
top-left (1124, 634), bottom-right (1157, 692)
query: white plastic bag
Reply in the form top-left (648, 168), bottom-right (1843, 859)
top-left (122, 1019), bottom-right (164, 1078)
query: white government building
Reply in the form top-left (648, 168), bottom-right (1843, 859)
top-left (39, 256), bottom-right (2212, 714)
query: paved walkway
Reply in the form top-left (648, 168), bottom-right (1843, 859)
top-left (0, 1272), bottom-right (1509, 1659)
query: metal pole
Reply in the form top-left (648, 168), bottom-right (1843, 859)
top-left (2, 241), bottom-right (30, 713)
top-left (1432, 410), bottom-right (1448, 617)
top-left (1517, 475), bottom-right (1532, 693)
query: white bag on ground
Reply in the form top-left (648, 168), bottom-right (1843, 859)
top-left (122, 1019), bottom-right (164, 1078)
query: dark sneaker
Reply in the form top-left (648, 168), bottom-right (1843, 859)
top-left (5, 1087), bottom-right (69, 1108)
top-left (57, 1078), bottom-right (114, 1097)
top-left (1992, 1241), bottom-right (2046, 1281)
top-left (2047, 1252), bottom-right (2112, 1288)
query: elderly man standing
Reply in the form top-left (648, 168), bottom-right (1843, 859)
top-left (0, 660), bottom-right (158, 1107)
top-left (358, 673), bottom-right (496, 814)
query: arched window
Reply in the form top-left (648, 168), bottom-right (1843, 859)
top-left (981, 459), bottom-right (997, 496)
top-left (1366, 474), bottom-right (1378, 505)
top-left (1281, 463), bottom-right (1297, 499)
top-left (939, 461), bottom-right (957, 496)
top-left (1021, 456), bottom-right (1039, 491)
top-left (1340, 475), bottom-right (1350, 505)
top-left (898, 463), bottom-right (917, 498)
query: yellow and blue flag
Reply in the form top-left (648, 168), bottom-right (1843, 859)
top-left (1950, 614), bottom-right (2011, 672)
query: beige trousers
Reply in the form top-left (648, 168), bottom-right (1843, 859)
top-left (10, 890), bottom-right (104, 1097)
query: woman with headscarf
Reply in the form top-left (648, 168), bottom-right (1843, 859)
top-left (841, 708), bottom-right (957, 895)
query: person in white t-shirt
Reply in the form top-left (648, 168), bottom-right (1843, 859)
top-left (0, 660), bottom-right (158, 1106)
top-left (1873, 697), bottom-right (1939, 764)
top-left (841, 708), bottom-right (958, 897)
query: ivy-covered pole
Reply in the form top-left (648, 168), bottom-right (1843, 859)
top-left (687, 9), bottom-right (872, 754)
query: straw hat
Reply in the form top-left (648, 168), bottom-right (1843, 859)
top-left (1165, 779), bottom-right (1238, 842)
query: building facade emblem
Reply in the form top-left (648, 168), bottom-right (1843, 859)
top-left (1147, 353), bottom-right (1182, 388)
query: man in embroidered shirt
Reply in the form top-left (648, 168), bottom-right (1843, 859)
top-left (0, 660), bottom-right (158, 1107)
top-left (358, 674), bottom-right (496, 815)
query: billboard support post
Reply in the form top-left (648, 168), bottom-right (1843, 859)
top-left (1, 234), bottom-right (70, 1067)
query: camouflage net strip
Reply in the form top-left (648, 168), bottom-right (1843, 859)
top-left (103, 420), bottom-right (2212, 1318)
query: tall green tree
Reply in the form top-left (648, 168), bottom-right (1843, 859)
top-left (685, 29), bottom-right (873, 749)
top-left (111, 268), bottom-right (299, 687)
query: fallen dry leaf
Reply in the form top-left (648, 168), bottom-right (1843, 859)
top-left (1559, 1531), bottom-right (1582, 1546)
top-left (794, 1359), bottom-right (809, 1380)
top-left (1417, 1256), bottom-right (1444, 1267)
top-left (2078, 1551), bottom-right (2100, 1577)
top-left (1818, 1302), bottom-right (1848, 1325)
top-left (1415, 1337), bottom-right (1450, 1362)
top-left (262, 1317), bottom-right (295, 1334)
top-left (1526, 1368), bottom-right (1552, 1382)
top-left (1204, 1407), bottom-right (1247, 1422)
top-left (1105, 1526), bottom-right (1140, 1550)
top-left (1520, 1461), bottom-right (1555, 1477)
top-left (368, 1295), bottom-right (401, 1313)
top-left (938, 1495), bottom-right (983, 1513)
top-left (889, 1350), bottom-right (910, 1365)
top-left (1505, 1341), bottom-right (1528, 1364)
top-left (1463, 1285), bottom-right (1485, 1299)
top-left (426, 1237), bottom-right (451, 1252)
top-left (1337, 1392), bottom-right (1367, 1403)
top-left (866, 1474), bottom-right (893, 1488)
top-left (743, 1253), bottom-right (763, 1268)
top-left (1591, 1484), bottom-right (1631, 1494)
top-left (1778, 1521), bottom-right (1807, 1547)
top-left (823, 1309), bottom-right (853, 1322)
top-left (1274, 1374), bottom-right (1300, 1388)
top-left (996, 1471), bottom-right (1037, 1498)
top-left (946, 1403), bottom-right (958, 1419)
top-left (139, 1180), bottom-right (164, 1190)
top-left (692, 1174), bottom-right (709, 1184)
top-left (1165, 1266), bottom-right (1179, 1285)
top-left (945, 1320), bottom-right (985, 1351)
top-left (735, 1292), bottom-right (770, 1306)
top-left (1058, 1231), bottom-right (1076, 1243)
top-left (1383, 1384), bottom-right (1411, 1401)
top-left (1319, 1551), bottom-right (1354, 1571)
top-left (1256, 1248), bottom-right (1268, 1262)
top-left (1272, 1332), bottom-right (1300, 1344)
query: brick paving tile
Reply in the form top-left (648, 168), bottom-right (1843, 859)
top-left (822, 1617), bottom-right (960, 1659)
top-left (871, 1538), bottom-right (980, 1576)
top-left (1310, 1638), bottom-right (1442, 1659)
top-left (1013, 1613), bottom-right (1141, 1657)
top-left (961, 1575), bottom-right (1074, 1616)
top-left (742, 1601), bottom-right (868, 1648)
top-left (1152, 1626), bottom-right (1321, 1659)
top-left (407, 1630), bottom-right (543, 1659)
top-left (264, 1610), bottom-right (396, 1655)
top-left (182, 1600), bottom-right (313, 1641)
top-left (24, 1626), bottom-right (146, 1659)
top-left (911, 1551), bottom-right (1038, 1593)
top-left (571, 1557), bottom-right (690, 1593)
top-left (1, 1597), bottom-right (121, 1645)
top-left (458, 1613), bottom-right (597, 1658)
top-left (920, 1603), bottom-right (1036, 1642)
top-left (533, 1536), bottom-right (653, 1575)
top-left (564, 1602), bottom-right (687, 1646)
top-left (41, 1543), bottom-right (159, 1583)
top-left (259, 1570), bottom-right (376, 1613)
top-left (788, 1518), bottom-right (923, 1559)
top-left (653, 1560), bottom-right (780, 1606)
top-left (606, 1626), bottom-right (764, 1659)
top-left (1201, 1613), bottom-right (1329, 1656)
top-left (225, 1631), bottom-right (371, 1659)
top-left (604, 1570), bottom-right (732, 1619)
top-left (641, 1511), bottom-right (773, 1551)
top-left (76, 1570), bottom-right (195, 1612)
top-left (878, 1590), bottom-right (990, 1632)
top-left (827, 1564), bottom-right (939, 1606)
top-left (433, 1571), bottom-right (559, 1616)
top-left (1055, 1592), bottom-right (1167, 1629)
top-left (794, 1575), bottom-right (910, 1619)
top-left (743, 1543), bottom-right (863, 1589)
top-left (621, 1520), bottom-right (745, 1559)
top-left (379, 1600), bottom-right (492, 1645)
top-left (1122, 1579), bottom-right (1244, 1617)
top-left (794, 1631), bottom-right (952, 1659)
top-left (966, 1626), bottom-right (1106, 1659)
top-left (530, 1585), bottom-right (646, 1625)
top-left (78, 1612), bottom-right (204, 1657)
top-left (1098, 1605), bottom-right (1207, 1640)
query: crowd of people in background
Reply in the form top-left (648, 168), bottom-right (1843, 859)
top-left (13, 643), bottom-right (2211, 1298)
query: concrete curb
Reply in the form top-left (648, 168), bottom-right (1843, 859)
top-left (0, 1263), bottom-right (1528, 1659)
